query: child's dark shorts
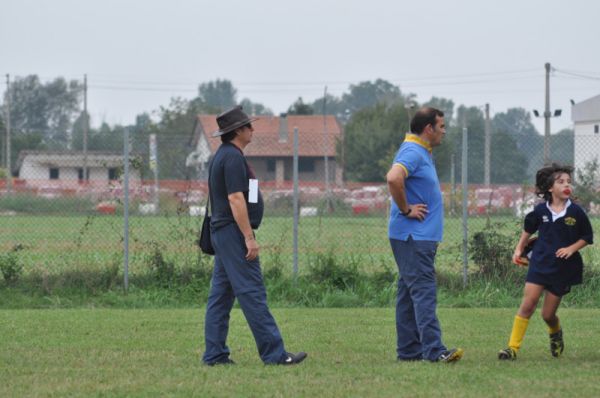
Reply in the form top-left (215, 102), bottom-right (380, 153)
top-left (526, 271), bottom-right (576, 297)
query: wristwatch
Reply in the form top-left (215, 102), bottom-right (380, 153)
top-left (401, 208), bottom-right (412, 216)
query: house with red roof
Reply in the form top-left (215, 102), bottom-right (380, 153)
top-left (187, 114), bottom-right (344, 187)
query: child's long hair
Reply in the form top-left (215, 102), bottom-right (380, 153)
top-left (535, 163), bottom-right (574, 203)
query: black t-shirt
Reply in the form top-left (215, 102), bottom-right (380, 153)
top-left (208, 143), bottom-right (264, 229)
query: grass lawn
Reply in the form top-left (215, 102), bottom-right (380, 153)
top-left (2, 308), bottom-right (600, 397)
top-left (1, 215), bottom-right (598, 277)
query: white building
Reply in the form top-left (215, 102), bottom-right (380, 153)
top-left (572, 94), bottom-right (600, 173)
top-left (15, 150), bottom-right (141, 185)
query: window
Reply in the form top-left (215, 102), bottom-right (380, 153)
top-left (299, 158), bottom-right (315, 173)
top-left (267, 159), bottom-right (276, 172)
top-left (595, 124), bottom-right (599, 134)
top-left (49, 168), bottom-right (59, 180)
top-left (78, 168), bottom-right (90, 181)
top-left (108, 168), bottom-right (118, 180)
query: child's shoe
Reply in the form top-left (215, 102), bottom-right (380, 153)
top-left (550, 329), bottom-right (564, 357)
top-left (498, 347), bottom-right (517, 360)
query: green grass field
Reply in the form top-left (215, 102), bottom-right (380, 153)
top-left (1, 214), bottom-right (598, 277)
top-left (2, 307), bottom-right (600, 397)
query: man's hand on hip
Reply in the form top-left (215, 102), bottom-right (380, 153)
top-left (407, 204), bottom-right (428, 221)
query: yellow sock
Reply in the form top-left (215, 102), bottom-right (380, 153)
top-left (548, 319), bottom-right (561, 335)
top-left (508, 315), bottom-right (529, 352)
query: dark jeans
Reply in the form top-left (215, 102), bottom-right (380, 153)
top-left (390, 236), bottom-right (446, 361)
top-left (202, 223), bottom-right (286, 364)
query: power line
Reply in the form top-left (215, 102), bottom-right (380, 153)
top-left (553, 68), bottom-right (600, 81)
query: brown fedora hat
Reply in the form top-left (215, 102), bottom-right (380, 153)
top-left (212, 106), bottom-right (258, 137)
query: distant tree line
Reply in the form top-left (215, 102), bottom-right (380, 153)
top-left (1, 75), bottom-right (574, 183)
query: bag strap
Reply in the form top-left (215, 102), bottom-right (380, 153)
top-left (205, 157), bottom-right (214, 216)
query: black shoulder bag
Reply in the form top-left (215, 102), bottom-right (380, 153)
top-left (198, 196), bottom-right (214, 255)
top-left (198, 162), bottom-right (215, 255)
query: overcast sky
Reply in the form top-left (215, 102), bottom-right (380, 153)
top-left (2, 0), bottom-right (600, 133)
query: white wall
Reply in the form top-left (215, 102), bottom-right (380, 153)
top-left (574, 122), bottom-right (600, 172)
top-left (19, 158), bottom-right (141, 182)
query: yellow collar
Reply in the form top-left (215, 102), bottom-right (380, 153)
top-left (404, 134), bottom-right (432, 153)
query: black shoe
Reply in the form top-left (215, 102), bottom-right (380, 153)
top-left (498, 347), bottom-right (517, 360)
top-left (550, 329), bottom-right (564, 357)
top-left (205, 358), bottom-right (236, 366)
top-left (435, 348), bottom-right (464, 363)
top-left (279, 352), bottom-right (307, 365)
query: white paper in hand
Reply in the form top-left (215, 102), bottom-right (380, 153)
top-left (249, 179), bottom-right (258, 203)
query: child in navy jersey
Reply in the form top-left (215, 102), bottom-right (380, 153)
top-left (498, 164), bottom-right (594, 360)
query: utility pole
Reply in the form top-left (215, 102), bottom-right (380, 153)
top-left (484, 103), bottom-right (491, 186)
top-left (83, 74), bottom-right (88, 182)
top-left (543, 62), bottom-right (551, 165)
top-left (322, 86), bottom-right (330, 211)
top-left (533, 63), bottom-right (561, 165)
top-left (5, 74), bottom-right (11, 192)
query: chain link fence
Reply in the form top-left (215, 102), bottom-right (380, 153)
top-left (1, 118), bottom-right (599, 288)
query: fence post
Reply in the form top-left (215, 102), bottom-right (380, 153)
top-left (123, 127), bottom-right (130, 293)
top-left (461, 127), bottom-right (468, 288)
top-left (5, 74), bottom-right (12, 192)
top-left (149, 134), bottom-right (159, 212)
top-left (292, 126), bottom-right (299, 283)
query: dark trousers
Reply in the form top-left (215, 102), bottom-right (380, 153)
top-left (202, 223), bottom-right (286, 364)
top-left (390, 236), bottom-right (446, 361)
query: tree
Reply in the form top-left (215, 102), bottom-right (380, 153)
top-left (549, 128), bottom-right (574, 167)
top-left (3, 75), bottom-right (82, 148)
top-left (197, 79), bottom-right (237, 111)
top-left (311, 94), bottom-right (345, 117)
top-left (490, 130), bottom-right (528, 183)
top-left (451, 106), bottom-right (486, 183)
top-left (342, 102), bottom-right (411, 182)
top-left (493, 108), bottom-right (540, 179)
top-left (449, 106), bottom-right (528, 184)
top-left (342, 79), bottom-right (402, 114)
top-left (150, 97), bottom-right (201, 180)
top-left (287, 97), bottom-right (314, 115)
top-left (310, 79), bottom-right (404, 123)
top-left (239, 98), bottom-right (272, 116)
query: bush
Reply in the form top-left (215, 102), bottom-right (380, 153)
top-left (307, 250), bottom-right (360, 289)
top-left (144, 241), bottom-right (176, 286)
top-left (0, 245), bottom-right (25, 285)
top-left (469, 221), bottom-right (518, 279)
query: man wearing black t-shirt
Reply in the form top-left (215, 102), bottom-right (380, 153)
top-left (202, 106), bottom-right (307, 366)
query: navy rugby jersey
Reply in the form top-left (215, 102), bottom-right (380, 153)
top-left (524, 201), bottom-right (593, 278)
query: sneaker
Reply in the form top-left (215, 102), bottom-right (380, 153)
top-left (205, 358), bottom-right (236, 366)
top-left (550, 330), bottom-right (564, 357)
top-left (279, 351), bottom-right (308, 365)
top-left (498, 347), bottom-right (517, 360)
top-left (436, 348), bottom-right (464, 363)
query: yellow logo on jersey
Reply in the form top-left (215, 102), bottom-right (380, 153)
top-left (565, 217), bottom-right (576, 226)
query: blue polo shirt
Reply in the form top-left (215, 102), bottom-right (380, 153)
top-left (209, 143), bottom-right (264, 230)
top-left (388, 134), bottom-right (443, 242)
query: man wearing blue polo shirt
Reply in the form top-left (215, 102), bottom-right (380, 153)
top-left (386, 107), bottom-right (464, 363)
